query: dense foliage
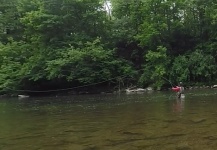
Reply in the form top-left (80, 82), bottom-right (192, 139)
top-left (0, 0), bottom-right (216, 94)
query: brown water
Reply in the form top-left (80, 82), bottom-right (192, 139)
top-left (0, 89), bottom-right (217, 150)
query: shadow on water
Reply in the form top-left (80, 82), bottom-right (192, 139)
top-left (0, 89), bottom-right (217, 150)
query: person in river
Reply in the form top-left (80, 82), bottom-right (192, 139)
top-left (177, 82), bottom-right (184, 99)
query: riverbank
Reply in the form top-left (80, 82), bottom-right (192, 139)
top-left (1, 83), bottom-right (216, 98)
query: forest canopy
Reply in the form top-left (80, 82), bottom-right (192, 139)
top-left (0, 0), bottom-right (216, 94)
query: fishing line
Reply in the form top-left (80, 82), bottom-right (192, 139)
top-left (2, 68), bottom-right (176, 93)
top-left (161, 76), bottom-right (175, 87)
top-left (3, 74), bottom-right (130, 93)
top-left (160, 77), bottom-right (179, 100)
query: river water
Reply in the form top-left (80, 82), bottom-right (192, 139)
top-left (0, 89), bottom-right (217, 150)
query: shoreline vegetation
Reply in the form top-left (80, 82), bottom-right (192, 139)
top-left (0, 0), bottom-right (216, 97)
top-left (0, 84), bottom-right (216, 98)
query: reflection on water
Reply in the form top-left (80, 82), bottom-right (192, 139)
top-left (0, 89), bottom-right (217, 150)
top-left (173, 98), bottom-right (185, 113)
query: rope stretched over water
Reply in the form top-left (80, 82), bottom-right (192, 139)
top-left (4, 74), bottom-right (130, 93)
top-left (161, 76), bottom-right (175, 87)
top-left (3, 68), bottom-right (176, 93)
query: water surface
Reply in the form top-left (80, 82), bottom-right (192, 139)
top-left (0, 89), bottom-right (217, 150)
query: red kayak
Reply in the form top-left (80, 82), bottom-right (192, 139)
top-left (172, 86), bottom-right (181, 92)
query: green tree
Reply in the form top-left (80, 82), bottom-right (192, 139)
top-left (139, 46), bottom-right (170, 89)
top-left (46, 39), bottom-right (136, 84)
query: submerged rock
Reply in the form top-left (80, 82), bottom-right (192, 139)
top-left (18, 95), bottom-right (30, 99)
top-left (146, 87), bottom-right (153, 91)
top-left (83, 145), bottom-right (99, 150)
top-left (191, 118), bottom-right (206, 123)
top-left (126, 88), bottom-right (146, 93)
top-left (212, 85), bottom-right (217, 88)
top-left (176, 143), bottom-right (191, 150)
top-left (163, 119), bottom-right (177, 123)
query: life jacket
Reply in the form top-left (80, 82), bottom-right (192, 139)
top-left (172, 86), bottom-right (181, 92)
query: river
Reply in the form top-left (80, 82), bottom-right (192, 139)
top-left (0, 89), bottom-right (217, 150)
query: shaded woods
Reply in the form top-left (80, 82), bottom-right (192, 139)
top-left (0, 0), bottom-right (216, 95)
